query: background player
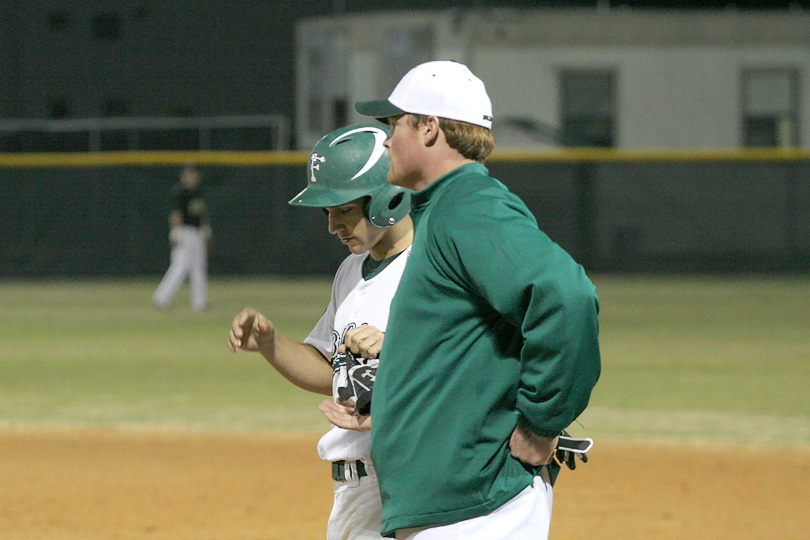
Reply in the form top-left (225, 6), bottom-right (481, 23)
top-left (227, 124), bottom-right (413, 540)
top-left (153, 164), bottom-right (212, 312)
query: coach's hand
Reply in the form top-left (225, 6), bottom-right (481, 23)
top-left (228, 307), bottom-right (275, 357)
top-left (509, 419), bottom-right (559, 467)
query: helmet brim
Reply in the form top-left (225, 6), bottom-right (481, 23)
top-left (288, 183), bottom-right (370, 208)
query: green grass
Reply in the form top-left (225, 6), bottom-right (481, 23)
top-left (0, 276), bottom-right (333, 431)
top-left (0, 275), bottom-right (808, 445)
top-left (578, 275), bottom-right (810, 444)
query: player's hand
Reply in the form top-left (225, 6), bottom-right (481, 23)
top-left (342, 325), bottom-right (384, 359)
top-left (228, 307), bottom-right (275, 356)
top-left (318, 399), bottom-right (371, 432)
top-left (509, 420), bottom-right (559, 467)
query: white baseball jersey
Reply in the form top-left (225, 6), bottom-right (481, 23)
top-left (304, 246), bottom-right (411, 464)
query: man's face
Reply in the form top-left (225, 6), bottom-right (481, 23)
top-left (324, 199), bottom-right (386, 256)
top-left (181, 167), bottom-right (201, 189)
top-left (385, 114), bottom-right (422, 190)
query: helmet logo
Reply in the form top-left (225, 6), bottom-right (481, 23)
top-left (330, 126), bottom-right (387, 181)
top-left (310, 153), bottom-right (326, 183)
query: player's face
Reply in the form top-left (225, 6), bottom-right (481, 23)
top-left (180, 167), bottom-right (201, 188)
top-left (385, 114), bottom-right (423, 190)
top-left (325, 199), bottom-right (386, 255)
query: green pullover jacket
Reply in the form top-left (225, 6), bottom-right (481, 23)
top-left (371, 163), bottom-right (601, 537)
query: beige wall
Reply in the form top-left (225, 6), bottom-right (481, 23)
top-left (297, 9), bottom-right (810, 149)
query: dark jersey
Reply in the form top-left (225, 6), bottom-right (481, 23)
top-left (172, 184), bottom-right (208, 228)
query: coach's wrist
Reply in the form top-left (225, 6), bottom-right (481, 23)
top-left (516, 415), bottom-right (561, 440)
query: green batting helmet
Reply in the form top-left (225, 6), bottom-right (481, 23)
top-left (288, 124), bottom-right (410, 228)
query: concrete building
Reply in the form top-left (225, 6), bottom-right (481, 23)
top-left (296, 8), bottom-right (810, 150)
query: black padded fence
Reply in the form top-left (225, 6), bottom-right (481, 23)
top-left (487, 157), bottom-right (810, 273)
top-left (1, 152), bottom-right (808, 277)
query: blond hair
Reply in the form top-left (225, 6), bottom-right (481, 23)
top-left (409, 115), bottom-right (494, 163)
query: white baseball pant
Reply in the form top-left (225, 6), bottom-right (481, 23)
top-left (328, 474), bottom-right (385, 540)
top-left (394, 469), bottom-right (553, 540)
top-left (153, 225), bottom-right (208, 311)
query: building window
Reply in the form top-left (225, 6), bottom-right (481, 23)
top-left (741, 68), bottom-right (799, 148)
top-left (301, 28), bottom-right (352, 140)
top-left (383, 26), bottom-right (434, 97)
top-left (559, 69), bottom-right (617, 147)
top-left (93, 11), bottom-right (120, 40)
top-left (305, 46), bottom-right (327, 134)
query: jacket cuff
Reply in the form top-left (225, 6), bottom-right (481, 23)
top-left (518, 415), bottom-right (562, 439)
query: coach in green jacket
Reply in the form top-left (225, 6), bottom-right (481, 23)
top-left (355, 60), bottom-right (601, 540)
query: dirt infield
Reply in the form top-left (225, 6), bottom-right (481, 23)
top-left (1, 427), bottom-right (808, 540)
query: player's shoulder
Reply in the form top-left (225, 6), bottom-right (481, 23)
top-left (335, 252), bottom-right (367, 276)
top-left (329, 252), bottom-right (367, 303)
top-left (332, 252), bottom-right (367, 286)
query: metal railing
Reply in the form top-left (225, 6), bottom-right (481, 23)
top-left (0, 115), bottom-right (291, 153)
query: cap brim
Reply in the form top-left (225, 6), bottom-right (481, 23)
top-left (354, 99), bottom-right (405, 122)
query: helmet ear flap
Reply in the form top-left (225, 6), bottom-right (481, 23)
top-left (366, 185), bottom-right (411, 228)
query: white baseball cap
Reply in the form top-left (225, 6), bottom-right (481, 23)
top-left (355, 60), bottom-right (493, 129)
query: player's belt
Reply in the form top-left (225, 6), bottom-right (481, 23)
top-left (332, 460), bottom-right (368, 481)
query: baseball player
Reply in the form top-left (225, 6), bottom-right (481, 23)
top-left (227, 124), bottom-right (413, 540)
top-left (153, 164), bottom-right (211, 312)
top-left (354, 61), bottom-right (601, 539)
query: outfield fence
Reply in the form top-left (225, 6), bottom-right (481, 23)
top-left (1, 149), bottom-right (808, 277)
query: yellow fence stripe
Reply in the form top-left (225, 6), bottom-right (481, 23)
top-left (0, 151), bottom-right (309, 167)
top-left (487, 147), bottom-right (810, 163)
top-left (0, 148), bottom-right (808, 167)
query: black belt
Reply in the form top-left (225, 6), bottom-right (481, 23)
top-left (332, 460), bottom-right (368, 481)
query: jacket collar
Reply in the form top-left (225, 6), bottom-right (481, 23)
top-left (411, 162), bottom-right (489, 211)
